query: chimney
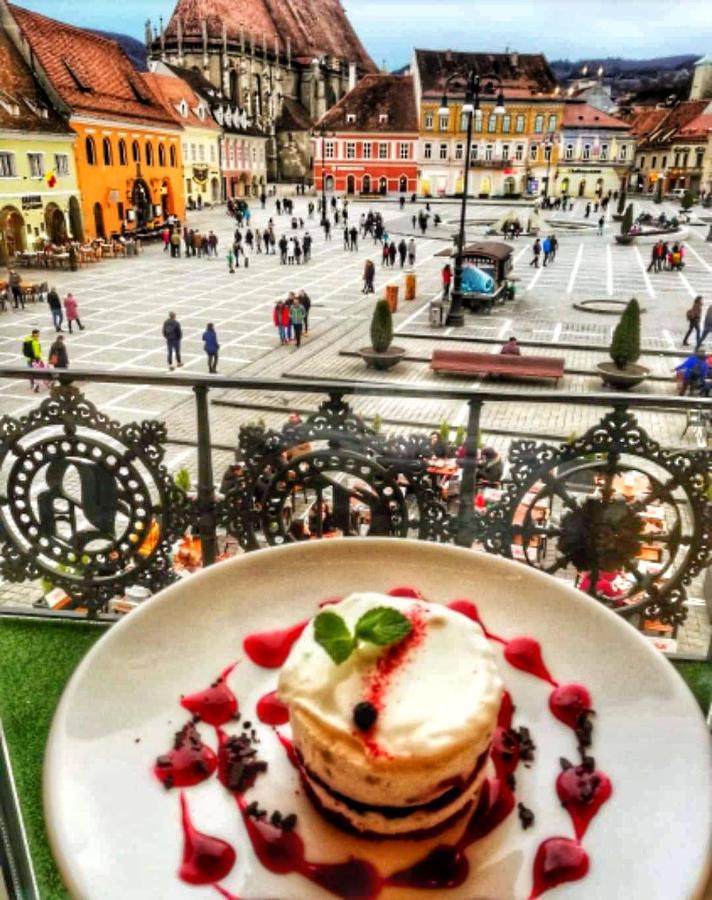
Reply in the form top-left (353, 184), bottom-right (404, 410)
top-left (177, 17), bottom-right (183, 61)
top-left (159, 16), bottom-right (165, 58)
top-left (510, 51), bottom-right (519, 69)
top-left (348, 62), bottom-right (357, 92)
top-left (144, 18), bottom-right (152, 49)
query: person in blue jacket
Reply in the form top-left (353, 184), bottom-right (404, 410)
top-left (674, 347), bottom-right (710, 395)
top-left (202, 323), bottom-right (220, 374)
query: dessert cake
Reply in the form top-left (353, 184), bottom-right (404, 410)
top-left (278, 592), bottom-right (503, 838)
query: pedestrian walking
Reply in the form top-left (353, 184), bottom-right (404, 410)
top-left (407, 238), bottom-right (416, 267)
top-left (323, 219), bottom-right (331, 240)
top-left (8, 269), bottom-right (23, 309)
top-left (226, 249), bottom-right (235, 274)
top-left (349, 226), bottom-right (358, 251)
top-left (696, 301), bottom-right (712, 348)
top-left (683, 295), bottom-right (703, 346)
top-left (273, 300), bottom-right (287, 344)
top-left (382, 242), bottom-right (390, 267)
top-left (22, 328), bottom-right (42, 391)
top-left (542, 235), bottom-right (551, 266)
top-left (597, 215), bottom-right (605, 236)
top-left (170, 229), bottom-right (181, 257)
top-left (398, 239), bottom-right (407, 268)
top-left (303, 232), bottom-right (312, 262)
top-left (298, 290), bottom-right (311, 335)
top-left (442, 263), bottom-right (452, 299)
top-left (162, 311), bottom-right (183, 370)
top-left (47, 286), bottom-right (63, 331)
top-left (550, 234), bottom-right (558, 261)
top-left (202, 323), bottom-right (219, 373)
top-left (363, 259), bottom-right (375, 294)
top-left (584, 202), bottom-right (591, 218)
top-left (290, 299), bottom-right (306, 348)
top-left (530, 238), bottom-right (541, 267)
top-left (63, 292), bottom-right (84, 332)
top-left (49, 334), bottom-right (68, 369)
top-left (162, 226), bottom-right (170, 252)
top-left (344, 226), bottom-right (350, 251)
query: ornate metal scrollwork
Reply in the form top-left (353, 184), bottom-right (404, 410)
top-left (0, 385), bottom-right (193, 613)
top-left (219, 396), bottom-right (453, 550)
top-left (474, 406), bottom-right (712, 624)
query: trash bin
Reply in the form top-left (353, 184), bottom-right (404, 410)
top-left (429, 299), bottom-right (445, 327)
top-left (385, 284), bottom-right (399, 313)
top-left (404, 273), bottom-right (416, 301)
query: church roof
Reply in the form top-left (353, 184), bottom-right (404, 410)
top-left (8, 5), bottom-right (178, 128)
top-left (0, 25), bottom-right (71, 134)
top-left (163, 0), bottom-right (376, 73)
top-left (318, 75), bottom-right (418, 133)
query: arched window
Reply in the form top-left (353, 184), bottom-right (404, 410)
top-left (132, 140), bottom-right (140, 163)
top-left (145, 141), bottom-right (154, 166)
top-left (102, 137), bottom-right (113, 166)
top-left (118, 139), bottom-right (128, 165)
top-left (85, 136), bottom-right (96, 165)
top-left (169, 145), bottom-right (177, 167)
top-left (158, 143), bottom-right (166, 167)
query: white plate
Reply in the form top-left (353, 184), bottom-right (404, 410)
top-left (44, 539), bottom-right (711, 900)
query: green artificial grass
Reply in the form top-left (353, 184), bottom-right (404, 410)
top-left (0, 618), bottom-right (109, 900)
top-left (671, 660), bottom-right (712, 714)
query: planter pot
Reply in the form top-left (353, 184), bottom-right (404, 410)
top-left (614, 234), bottom-right (636, 245)
top-left (596, 361), bottom-right (650, 390)
top-left (358, 346), bottom-right (406, 370)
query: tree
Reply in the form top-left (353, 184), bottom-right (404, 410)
top-left (609, 298), bottom-right (642, 370)
top-left (653, 179), bottom-right (663, 204)
top-left (370, 299), bottom-right (393, 353)
top-left (620, 203), bottom-right (634, 236)
top-left (681, 190), bottom-right (695, 211)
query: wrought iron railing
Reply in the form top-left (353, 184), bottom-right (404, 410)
top-left (0, 366), bottom-right (709, 640)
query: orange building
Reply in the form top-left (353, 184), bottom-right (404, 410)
top-left (4, 3), bottom-right (185, 239)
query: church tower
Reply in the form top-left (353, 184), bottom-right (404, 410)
top-left (690, 55), bottom-right (712, 101)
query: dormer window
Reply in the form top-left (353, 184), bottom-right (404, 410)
top-left (0, 93), bottom-right (21, 117)
top-left (346, 113), bottom-right (356, 124)
top-left (63, 58), bottom-right (92, 93)
top-left (379, 113), bottom-right (388, 124)
top-left (179, 100), bottom-right (188, 118)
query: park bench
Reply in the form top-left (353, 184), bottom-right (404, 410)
top-left (431, 349), bottom-right (565, 384)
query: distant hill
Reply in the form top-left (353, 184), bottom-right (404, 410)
top-left (92, 30), bottom-right (148, 71)
top-left (551, 54), bottom-right (698, 79)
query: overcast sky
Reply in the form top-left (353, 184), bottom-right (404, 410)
top-left (16, 0), bottom-right (712, 70)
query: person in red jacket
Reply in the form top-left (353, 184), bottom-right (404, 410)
top-left (442, 264), bottom-right (452, 299)
top-left (273, 300), bottom-right (288, 344)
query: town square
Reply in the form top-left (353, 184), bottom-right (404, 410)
top-left (0, 1), bottom-right (710, 898)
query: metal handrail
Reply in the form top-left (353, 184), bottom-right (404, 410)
top-left (0, 367), bottom-right (709, 410)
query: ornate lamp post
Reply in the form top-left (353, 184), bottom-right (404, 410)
top-left (316, 123), bottom-right (329, 226)
top-left (439, 71), bottom-right (505, 327)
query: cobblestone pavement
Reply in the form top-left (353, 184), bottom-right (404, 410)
top-left (0, 195), bottom-right (709, 655)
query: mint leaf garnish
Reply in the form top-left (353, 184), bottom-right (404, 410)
top-left (314, 611), bottom-right (355, 664)
top-left (355, 607), bottom-right (412, 646)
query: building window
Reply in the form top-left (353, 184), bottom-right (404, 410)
top-left (325, 141), bottom-right (335, 159)
top-left (0, 151), bottom-right (16, 177)
top-left (544, 143), bottom-right (552, 161)
top-left (399, 142), bottom-right (410, 159)
top-left (474, 112), bottom-right (483, 133)
top-left (182, 142), bottom-right (189, 160)
top-left (439, 113), bottom-right (449, 131)
top-left (697, 150), bottom-right (704, 168)
top-left (28, 152), bottom-right (45, 177)
top-left (470, 144), bottom-right (478, 160)
top-left (529, 143), bottom-right (538, 161)
top-left (582, 144), bottom-right (591, 161)
top-left (210, 145), bottom-right (216, 163)
top-left (502, 143), bottom-right (510, 160)
top-left (439, 143), bottom-right (448, 160)
top-left (547, 114), bottom-right (557, 132)
top-left (651, 155), bottom-right (657, 169)
top-left (638, 153), bottom-right (644, 168)
top-left (485, 144), bottom-right (493, 161)
top-left (515, 144), bottom-right (524, 161)
top-left (487, 114), bottom-right (497, 132)
top-left (118, 139), bottom-right (128, 165)
top-left (170, 145), bottom-right (177, 167)
top-left (132, 140), bottom-right (140, 163)
top-left (54, 153), bottom-right (69, 176)
top-left (85, 137), bottom-right (96, 165)
top-left (600, 143), bottom-right (609, 161)
top-left (424, 142), bottom-right (432, 159)
top-left (198, 145), bottom-right (204, 162)
top-left (661, 155), bottom-right (667, 169)
top-left (186, 178), bottom-right (191, 195)
top-left (346, 113), bottom-right (356, 124)
top-left (158, 144), bottom-right (166, 166)
top-left (673, 152), bottom-right (680, 168)
top-left (455, 143), bottom-right (464, 160)
top-left (501, 114), bottom-right (511, 133)
top-left (346, 142), bottom-right (356, 159)
top-left (459, 112), bottom-right (469, 131)
top-left (565, 143), bottom-right (574, 160)
top-left (363, 142), bottom-right (372, 159)
top-left (379, 143), bottom-right (388, 159)
top-left (515, 114), bottom-right (526, 133)
top-left (424, 112), bottom-right (433, 130)
top-left (146, 142), bottom-right (154, 166)
top-left (102, 137), bottom-right (112, 165)
top-left (190, 143), bottom-right (197, 161)
top-left (534, 114), bottom-right (544, 133)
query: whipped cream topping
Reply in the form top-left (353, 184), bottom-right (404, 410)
top-left (278, 592), bottom-right (503, 758)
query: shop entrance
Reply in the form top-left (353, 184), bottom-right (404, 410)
top-left (132, 179), bottom-right (152, 228)
top-left (346, 175), bottom-right (355, 195)
top-left (93, 203), bottom-right (106, 239)
top-left (0, 205), bottom-right (25, 263)
top-left (68, 196), bottom-right (83, 241)
top-left (45, 203), bottom-right (67, 244)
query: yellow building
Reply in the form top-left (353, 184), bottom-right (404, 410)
top-left (0, 21), bottom-right (82, 262)
top-left (412, 49), bottom-right (565, 198)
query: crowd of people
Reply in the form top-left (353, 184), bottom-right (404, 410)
top-left (272, 291), bottom-right (311, 348)
top-left (647, 239), bottom-right (686, 273)
top-left (529, 234), bottom-right (559, 267)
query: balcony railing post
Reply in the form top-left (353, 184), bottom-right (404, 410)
top-left (193, 385), bottom-right (217, 567)
top-left (455, 398), bottom-right (483, 547)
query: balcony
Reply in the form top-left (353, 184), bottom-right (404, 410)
top-left (468, 157), bottom-right (512, 169)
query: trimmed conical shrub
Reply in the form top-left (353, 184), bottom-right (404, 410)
top-left (617, 188), bottom-right (626, 215)
top-left (370, 299), bottom-right (393, 353)
top-left (610, 298), bottom-right (641, 369)
top-left (620, 203), bottom-right (634, 236)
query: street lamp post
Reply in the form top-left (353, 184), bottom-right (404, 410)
top-left (317, 124), bottom-right (328, 226)
top-left (440, 71), bottom-right (505, 327)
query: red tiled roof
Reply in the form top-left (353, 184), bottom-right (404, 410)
top-left (415, 49), bottom-right (557, 98)
top-left (626, 106), bottom-right (668, 139)
top-left (143, 73), bottom-right (220, 131)
top-left (317, 75), bottom-right (418, 133)
top-left (634, 100), bottom-right (709, 147)
top-left (677, 113), bottom-right (712, 139)
top-left (0, 26), bottom-right (70, 134)
top-left (9, 5), bottom-right (179, 128)
top-left (562, 102), bottom-right (630, 130)
top-left (164, 0), bottom-right (376, 73)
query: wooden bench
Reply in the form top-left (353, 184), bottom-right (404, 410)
top-left (431, 349), bottom-right (565, 384)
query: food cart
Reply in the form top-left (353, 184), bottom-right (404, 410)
top-left (436, 241), bottom-right (515, 313)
